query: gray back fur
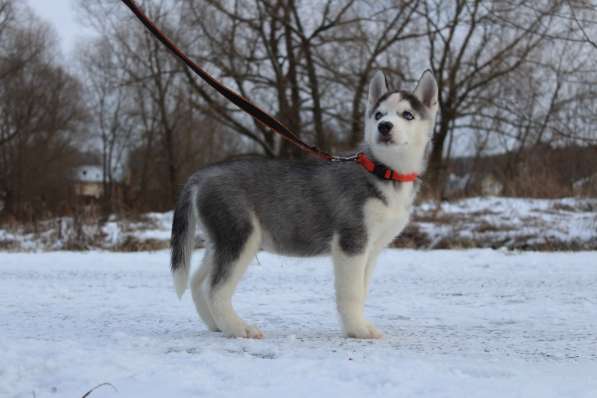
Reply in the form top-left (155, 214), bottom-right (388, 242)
top-left (171, 151), bottom-right (398, 285)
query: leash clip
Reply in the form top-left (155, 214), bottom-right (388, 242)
top-left (329, 154), bottom-right (359, 162)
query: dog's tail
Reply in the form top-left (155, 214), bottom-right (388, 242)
top-left (170, 181), bottom-right (198, 299)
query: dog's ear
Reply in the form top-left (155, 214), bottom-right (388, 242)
top-left (414, 70), bottom-right (438, 110)
top-left (367, 70), bottom-right (389, 109)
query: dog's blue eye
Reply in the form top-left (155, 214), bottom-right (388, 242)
top-left (374, 112), bottom-right (383, 121)
top-left (402, 111), bottom-right (414, 121)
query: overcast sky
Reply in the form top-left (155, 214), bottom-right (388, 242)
top-left (26, 0), bottom-right (95, 57)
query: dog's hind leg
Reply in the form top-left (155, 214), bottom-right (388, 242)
top-left (206, 220), bottom-right (263, 339)
top-left (190, 248), bottom-right (220, 332)
top-left (333, 240), bottom-right (383, 339)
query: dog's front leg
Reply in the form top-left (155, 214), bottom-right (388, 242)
top-left (363, 247), bottom-right (382, 301)
top-left (333, 247), bottom-right (383, 339)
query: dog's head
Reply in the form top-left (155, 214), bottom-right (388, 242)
top-left (364, 70), bottom-right (439, 174)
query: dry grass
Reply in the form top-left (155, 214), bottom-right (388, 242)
top-left (394, 229), bottom-right (597, 251)
top-left (474, 222), bottom-right (514, 234)
top-left (392, 224), bottom-right (431, 248)
top-left (112, 236), bottom-right (169, 252)
top-left (412, 212), bottom-right (458, 225)
top-left (0, 239), bottom-right (20, 251)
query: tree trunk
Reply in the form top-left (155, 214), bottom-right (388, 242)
top-left (426, 117), bottom-right (450, 197)
top-left (164, 126), bottom-right (178, 206)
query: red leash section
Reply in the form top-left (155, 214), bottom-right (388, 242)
top-left (119, 0), bottom-right (418, 182)
top-left (119, 0), bottom-right (336, 161)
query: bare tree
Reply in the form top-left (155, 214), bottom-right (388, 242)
top-left (0, 6), bottom-right (88, 219)
top-left (75, 0), bottom-right (596, 207)
top-left (180, 0), bottom-right (424, 156)
top-left (441, 1), bottom-right (597, 187)
top-left (566, 0), bottom-right (597, 49)
top-left (415, 0), bottom-right (571, 193)
top-left (0, 0), bottom-right (14, 44)
top-left (78, 0), bottom-right (192, 204)
top-left (79, 37), bottom-right (136, 215)
top-left (77, 0), bottom-right (243, 210)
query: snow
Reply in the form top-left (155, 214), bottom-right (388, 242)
top-left (102, 212), bottom-right (176, 244)
top-left (1, 249), bottom-right (596, 397)
top-left (414, 196), bottom-right (597, 248)
top-left (136, 212), bottom-right (175, 241)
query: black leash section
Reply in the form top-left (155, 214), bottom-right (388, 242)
top-left (120, 0), bottom-right (356, 162)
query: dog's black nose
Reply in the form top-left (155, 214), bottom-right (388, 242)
top-left (378, 121), bottom-right (393, 136)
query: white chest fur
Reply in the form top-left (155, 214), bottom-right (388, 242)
top-left (363, 181), bottom-right (416, 251)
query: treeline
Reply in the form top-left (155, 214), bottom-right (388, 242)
top-left (0, 2), bottom-right (88, 220)
top-left (1, 0), bottom-right (596, 221)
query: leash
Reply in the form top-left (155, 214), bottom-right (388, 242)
top-left (119, 0), bottom-right (418, 182)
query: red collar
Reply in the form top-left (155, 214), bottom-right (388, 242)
top-left (356, 152), bottom-right (418, 183)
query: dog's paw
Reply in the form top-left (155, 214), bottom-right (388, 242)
top-left (345, 322), bottom-right (383, 339)
top-left (364, 321), bottom-right (384, 339)
top-left (244, 324), bottom-right (264, 339)
top-left (223, 323), bottom-right (264, 339)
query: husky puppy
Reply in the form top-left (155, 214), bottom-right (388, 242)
top-left (170, 70), bottom-right (438, 339)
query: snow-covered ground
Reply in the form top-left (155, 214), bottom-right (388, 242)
top-left (413, 197), bottom-right (597, 250)
top-left (1, 249), bottom-right (596, 397)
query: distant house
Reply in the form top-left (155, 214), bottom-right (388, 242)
top-left (71, 165), bottom-right (126, 212)
top-left (72, 165), bottom-right (104, 201)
